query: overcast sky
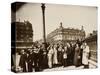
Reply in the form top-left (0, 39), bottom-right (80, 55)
top-left (16, 3), bottom-right (97, 41)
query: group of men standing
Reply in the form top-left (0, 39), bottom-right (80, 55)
top-left (17, 40), bottom-right (90, 72)
top-left (18, 45), bottom-right (48, 72)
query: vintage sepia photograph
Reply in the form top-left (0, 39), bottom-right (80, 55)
top-left (11, 2), bottom-right (97, 73)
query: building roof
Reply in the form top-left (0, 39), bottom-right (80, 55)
top-left (47, 23), bottom-right (85, 38)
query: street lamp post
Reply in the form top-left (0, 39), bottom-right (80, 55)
top-left (41, 3), bottom-right (46, 51)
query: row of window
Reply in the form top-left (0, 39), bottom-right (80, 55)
top-left (53, 34), bottom-right (84, 41)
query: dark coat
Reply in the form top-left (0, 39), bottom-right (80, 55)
top-left (19, 53), bottom-right (27, 72)
top-left (67, 47), bottom-right (72, 65)
top-left (27, 52), bottom-right (34, 72)
top-left (57, 50), bottom-right (63, 65)
top-left (74, 47), bottom-right (80, 66)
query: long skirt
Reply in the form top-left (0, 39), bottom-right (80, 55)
top-left (48, 54), bottom-right (53, 68)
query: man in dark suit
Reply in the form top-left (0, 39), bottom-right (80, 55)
top-left (33, 46), bottom-right (40, 72)
top-left (27, 49), bottom-right (34, 72)
top-left (19, 50), bottom-right (27, 72)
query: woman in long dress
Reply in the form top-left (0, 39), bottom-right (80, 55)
top-left (57, 45), bottom-right (63, 66)
top-left (53, 44), bottom-right (58, 67)
top-left (47, 45), bottom-right (54, 68)
top-left (82, 42), bottom-right (90, 68)
top-left (74, 44), bottom-right (81, 67)
top-left (63, 45), bottom-right (68, 67)
top-left (66, 43), bottom-right (72, 66)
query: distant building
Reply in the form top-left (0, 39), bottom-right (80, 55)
top-left (11, 20), bottom-right (33, 52)
top-left (47, 22), bottom-right (85, 45)
top-left (84, 30), bottom-right (97, 68)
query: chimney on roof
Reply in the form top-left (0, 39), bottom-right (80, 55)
top-left (81, 26), bottom-right (84, 31)
top-left (60, 22), bottom-right (63, 28)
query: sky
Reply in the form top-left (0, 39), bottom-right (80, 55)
top-left (16, 3), bottom-right (97, 41)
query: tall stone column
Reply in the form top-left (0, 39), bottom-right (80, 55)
top-left (41, 3), bottom-right (47, 50)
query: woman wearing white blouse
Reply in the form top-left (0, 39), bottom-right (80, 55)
top-left (82, 42), bottom-right (90, 68)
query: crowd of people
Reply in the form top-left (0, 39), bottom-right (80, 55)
top-left (13, 40), bottom-right (90, 72)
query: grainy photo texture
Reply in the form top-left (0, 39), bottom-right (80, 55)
top-left (11, 2), bottom-right (97, 73)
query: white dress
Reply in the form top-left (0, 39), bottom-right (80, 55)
top-left (48, 49), bottom-right (54, 68)
top-left (53, 48), bottom-right (58, 64)
top-left (82, 45), bottom-right (90, 65)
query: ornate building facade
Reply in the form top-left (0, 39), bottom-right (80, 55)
top-left (11, 21), bottom-right (33, 52)
top-left (47, 22), bottom-right (85, 45)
